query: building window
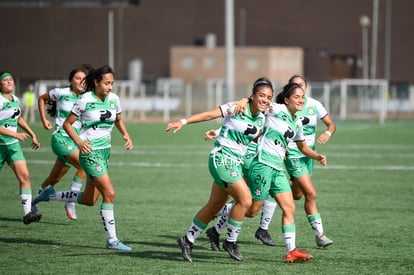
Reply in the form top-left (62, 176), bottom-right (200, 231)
top-left (203, 57), bottom-right (216, 70)
top-left (247, 58), bottom-right (259, 71)
top-left (181, 56), bottom-right (194, 70)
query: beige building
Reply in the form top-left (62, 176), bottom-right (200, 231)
top-left (171, 46), bottom-right (303, 85)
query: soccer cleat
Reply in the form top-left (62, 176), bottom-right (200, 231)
top-left (255, 227), bottom-right (276, 246)
top-left (223, 240), bottom-right (243, 261)
top-left (177, 236), bottom-right (193, 262)
top-left (206, 227), bottom-right (220, 251)
top-left (106, 240), bottom-right (132, 251)
top-left (65, 202), bottom-right (77, 220)
top-left (285, 248), bottom-right (313, 263)
top-left (32, 185), bottom-right (55, 205)
top-left (316, 233), bottom-right (333, 248)
top-left (23, 212), bottom-right (42, 225)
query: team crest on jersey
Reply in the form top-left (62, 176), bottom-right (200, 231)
top-left (226, 108), bottom-right (233, 116)
top-left (230, 169), bottom-right (238, 178)
top-left (268, 105), bottom-right (274, 113)
top-left (74, 106), bottom-right (82, 113)
top-left (307, 107), bottom-right (314, 115)
top-left (257, 117), bottom-right (264, 127)
top-left (109, 100), bottom-right (116, 110)
top-left (66, 145), bottom-right (73, 151)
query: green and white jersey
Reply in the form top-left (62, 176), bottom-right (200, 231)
top-left (71, 91), bottom-right (121, 150)
top-left (49, 87), bottom-right (82, 136)
top-left (257, 102), bottom-right (304, 170)
top-left (0, 94), bottom-right (21, 145)
top-left (287, 96), bottom-right (328, 158)
top-left (212, 102), bottom-right (265, 158)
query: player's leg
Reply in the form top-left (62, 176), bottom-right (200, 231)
top-left (179, 182), bottom-right (229, 262)
top-left (222, 178), bottom-right (252, 261)
top-left (293, 174), bottom-right (333, 247)
top-left (206, 198), bottom-right (232, 251)
top-left (63, 150), bottom-right (86, 220)
top-left (272, 171), bottom-right (313, 263)
top-left (7, 143), bottom-right (41, 224)
top-left (255, 195), bottom-right (277, 246)
top-left (31, 159), bottom-right (69, 213)
top-left (10, 159), bottom-right (42, 224)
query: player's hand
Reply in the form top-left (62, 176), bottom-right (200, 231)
top-left (78, 141), bottom-right (93, 154)
top-left (123, 135), bottom-right (133, 150)
top-left (317, 154), bottom-right (327, 166)
top-left (204, 129), bottom-right (217, 141)
top-left (234, 97), bottom-right (249, 115)
top-left (31, 136), bottom-right (40, 150)
top-left (42, 119), bottom-right (53, 130)
top-left (14, 132), bottom-right (29, 142)
top-left (317, 132), bottom-right (331, 144)
top-left (165, 121), bottom-right (184, 134)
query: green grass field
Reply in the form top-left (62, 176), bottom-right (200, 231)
top-left (1, 120), bottom-right (413, 274)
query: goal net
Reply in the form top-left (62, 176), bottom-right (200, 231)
top-left (308, 79), bottom-right (389, 124)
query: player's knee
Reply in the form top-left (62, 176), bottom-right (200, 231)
top-left (102, 190), bottom-right (116, 203)
top-left (304, 190), bottom-right (317, 201)
top-left (292, 192), bottom-right (303, 200)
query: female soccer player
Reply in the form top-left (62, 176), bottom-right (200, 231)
top-left (32, 65), bottom-right (92, 220)
top-left (0, 71), bottom-right (41, 224)
top-left (255, 74), bottom-right (336, 248)
top-left (166, 77), bottom-right (273, 262)
top-left (206, 82), bottom-right (326, 262)
top-left (33, 65), bottom-right (134, 251)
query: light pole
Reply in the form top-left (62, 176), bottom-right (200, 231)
top-left (359, 15), bottom-right (371, 79)
top-left (371, 0), bottom-right (379, 79)
top-left (225, 0), bottom-right (235, 102)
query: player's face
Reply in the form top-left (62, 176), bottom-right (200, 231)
top-left (71, 71), bottom-right (87, 94)
top-left (290, 77), bottom-right (307, 93)
top-left (94, 73), bottom-right (114, 100)
top-left (0, 75), bottom-right (14, 94)
top-left (285, 87), bottom-right (305, 114)
top-left (251, 86), bottom-right (273, 114)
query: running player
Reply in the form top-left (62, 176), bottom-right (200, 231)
top-left (0, 71), bottom-right (41, 224)
top-left (32, 65), bottom-right (134, 251)
top-left (32, 65), bottom-right (92, 220)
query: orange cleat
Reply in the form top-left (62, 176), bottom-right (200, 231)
top-left (285, 248), bottom-right (313, 263)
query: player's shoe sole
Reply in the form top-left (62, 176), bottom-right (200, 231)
top-left (106, 240), bottom-right (132, 251)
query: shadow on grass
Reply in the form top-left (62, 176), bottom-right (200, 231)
top-left (0, 237), bottom-right (102, 250)
top-left (113, 234), bottom-right (279, 264)
top-left (0, 215), bottom-right (77, 226)
top-left (0, 237), bottom-right (61, 246)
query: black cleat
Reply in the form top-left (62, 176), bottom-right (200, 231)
top-left (177, 236), bottom-right (193, 262)
top-left (223, 240), bottom-right (243, 261)
top-left (255, 227), bottom-right (276, 246)
top-left (23, 212), bottom-right (42, 225)
top-left (206, 227), bottom-right (220, 251)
